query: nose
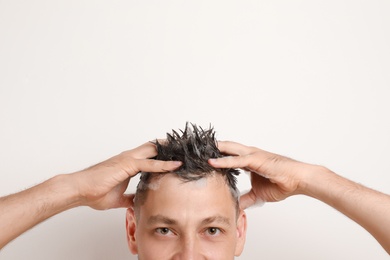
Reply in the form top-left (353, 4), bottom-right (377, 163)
top-left (172, 235), bottom-right (203, 260)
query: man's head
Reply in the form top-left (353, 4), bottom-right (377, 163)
top-left (126, 124), bottom-right (247, 259)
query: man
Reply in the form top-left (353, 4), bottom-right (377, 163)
top-left (0, 124), bottom-right (390, 258)
top-left (126, 125), bottom-right (247, 259)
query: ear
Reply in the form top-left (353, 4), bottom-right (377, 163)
top-left (234, 210), bottom-right (247, 256)
top-left (126, 208), bottom-right (138, 255)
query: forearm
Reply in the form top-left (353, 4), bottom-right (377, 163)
top-left (300, 166), bottom-right (390, 254)
top-left (0, 174), bottom-right (80, 249)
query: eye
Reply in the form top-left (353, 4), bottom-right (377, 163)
top-left (206, 227), bottom-right (221, 236)
top-left (155, 227), bottom-right (173, 236)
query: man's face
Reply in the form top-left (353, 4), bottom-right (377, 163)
top-left (126, 173), bottom-right (247, 260)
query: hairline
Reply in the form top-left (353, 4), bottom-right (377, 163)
top-left (133, 171), bottom-right (240, 219)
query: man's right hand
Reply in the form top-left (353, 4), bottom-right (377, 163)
top-left (0, 142), bottom-right (181, 249)
top-left (72, 142), bottom-right (182, 210)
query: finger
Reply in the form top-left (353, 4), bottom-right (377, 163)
top-left (132, 159), bottom-right (182, 173)
top-left (239, 190), bottom-right (257, 210)
top-left (128, 142), bottom-right (158, 159)
top-left (217, 141), bottom-right (252, 156)
top-left (208, 155), bottom-right (250, 169)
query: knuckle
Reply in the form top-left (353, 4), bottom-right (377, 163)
top-left (248, 146), bottom-right (260, 153)
top-left (126, 159), bottom-right (139, 174)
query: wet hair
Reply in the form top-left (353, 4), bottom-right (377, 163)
top-left (134, 123), bottom-right (240, 213)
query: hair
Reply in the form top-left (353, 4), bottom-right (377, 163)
top-left (133, 123), bottom-right (240, 214)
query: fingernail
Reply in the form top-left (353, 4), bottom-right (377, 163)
top-left (173, 161), bottom-right (182, 166)
top-left (208, 159), bottom-right (216, 163)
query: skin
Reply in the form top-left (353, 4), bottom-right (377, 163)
top-left (209, 141), bottom-right (390, 255)
top-left (126, 174), bottom-right (247, 260)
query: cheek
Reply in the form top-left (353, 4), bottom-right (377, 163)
top-left (200, 234), bottom-right (237, 258)
top-left (135, 229), bottom-right (178, 259)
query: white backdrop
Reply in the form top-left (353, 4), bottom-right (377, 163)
top-left (1, 1), bottom-right (389, 259)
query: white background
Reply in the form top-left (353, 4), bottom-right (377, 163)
top-left (1, 1), bottom-right (389, 259)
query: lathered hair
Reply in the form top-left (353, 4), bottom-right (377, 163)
top-left (135, 123), bottom-right (240, 208)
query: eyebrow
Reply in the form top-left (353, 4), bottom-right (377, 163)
top-left (147, 214), bottom-right (231, 227)
top-left (201, 215), bottom-right (231, 227)
top-left (147, 215), bottom-right (177, 225)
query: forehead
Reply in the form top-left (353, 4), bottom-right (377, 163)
top-left (138, 173), bottom-right (237, 221)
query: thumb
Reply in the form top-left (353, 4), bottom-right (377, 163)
top-left (239, 190), bottom-right (257, 210)
top-left (117, 194), bottom-right (135, 208)
top-left (239, 190), bottom-right (265, 209)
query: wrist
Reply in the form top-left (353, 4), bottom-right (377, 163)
top-left (297, 165), bottom-right (334, 198)
top-left (46, 174), bottom-right (83, 210)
